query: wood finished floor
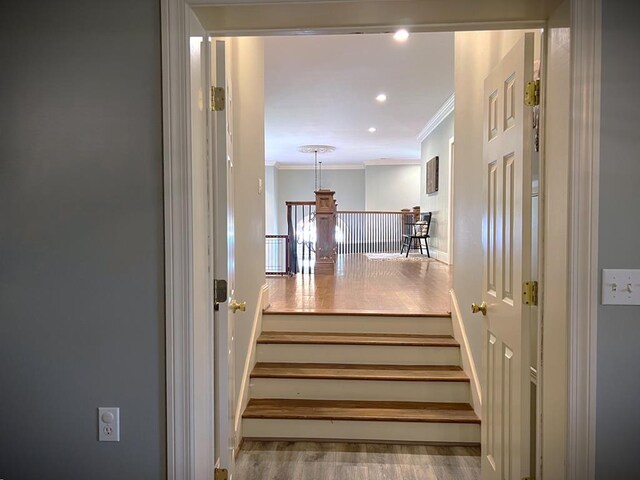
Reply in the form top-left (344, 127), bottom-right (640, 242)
top-left (266, 254), bottom-right (451, 315)
top-left (235, 441), bottom-right (480, 480)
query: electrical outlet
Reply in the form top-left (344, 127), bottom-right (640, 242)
top-left (98, 407), bottom-right (120, 442)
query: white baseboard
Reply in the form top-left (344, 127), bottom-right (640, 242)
top-left (234, 283), bottom-right (269, 450)
top-left (450, 289), bottom-right (482, 417)
top-left (429, 247), bottom-right (450, 265)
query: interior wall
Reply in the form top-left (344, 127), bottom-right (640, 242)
top-left (420, 112), bottom-right (454, 258)
top-left (453, 29), bottom-right (535, 382)
top-left (0, 0), bottom-right (165, 478)
top-left (265, 165), bottom-right (278, 234)
top-left (365, 165), bottom-right (421, 211)
top-left (596, 0), bottom-right (640, 477)
top-left (275, 168), bottom-right (365, 233)
top-left (229, 37), bottom-right (266, 420)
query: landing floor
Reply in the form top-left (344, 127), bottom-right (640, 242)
top-left (235, 441), bottom-right (480, 480)
top-left (265, 254), bottom-right (451, 315)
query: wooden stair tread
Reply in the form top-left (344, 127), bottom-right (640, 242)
top-left (262, 309), bottom-right (452, 318)
top-left (257, 331), bottom-right (459, 347)
top-left (243, 399), bottom-right (480, 424)
top-left (251, 363), bottom-right (469, 382)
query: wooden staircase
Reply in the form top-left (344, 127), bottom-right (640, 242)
top-left (242, 311), bottom-right (480, 444)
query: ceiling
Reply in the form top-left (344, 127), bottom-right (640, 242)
top-left (265, 32), bottom-right (454, 166)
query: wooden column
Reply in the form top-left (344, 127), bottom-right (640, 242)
top-left (314, 189), bottom-right (336, 275)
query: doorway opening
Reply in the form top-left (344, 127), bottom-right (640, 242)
top-left (198, 25), bottom-right (544, 480)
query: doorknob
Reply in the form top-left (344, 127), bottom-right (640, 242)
top-left (471, 302), bottom-right (487, 316)
top-left (229, 299), bottom-right (246, 313)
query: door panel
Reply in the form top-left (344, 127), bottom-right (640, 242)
top-left (481, 33), bottom-right (534, 480)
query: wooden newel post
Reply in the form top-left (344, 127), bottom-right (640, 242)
top-left (314, 189), bottom-right (336, 275)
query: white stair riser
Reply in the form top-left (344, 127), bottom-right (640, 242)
top-left (250, 378), bottom-right (470, 403)
top-left (243, 418), bottom-right (480, 444)
top-left (262, 315), bottom-right (453, 335)
top-left (256, 344), bottom-right (461, 366)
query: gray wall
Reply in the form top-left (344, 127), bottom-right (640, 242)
top-left (365, 165), bottom-right (421, 211)
top-left (0, 1), bottom-right (165, 479)
top-left (275, 168), bottom-right (365, 233)
top-left (420, 111), bottom-right (454, 256)
top-left (596, 1), bottom-right (640, 477)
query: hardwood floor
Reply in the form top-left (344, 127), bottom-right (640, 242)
top-left (235, 441), bottom-right (481, 480)
top-left (266, 254), bottom-right (451, 315)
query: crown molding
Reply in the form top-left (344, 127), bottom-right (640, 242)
top-left (417, 93), bottom-right (455, 143)
top-left (270, 159), bottom-right (421, 169)
top-left (273, 162), bottom-right (365, 170)
top-left (364, 159), bottom-right (421, 166)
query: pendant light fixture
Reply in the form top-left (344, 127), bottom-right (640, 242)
top-left (297, 145), bottom-right (336, 191)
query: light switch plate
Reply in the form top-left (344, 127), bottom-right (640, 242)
top-left (98, 407), bottom-right (120, 442)
top-left (602, 269), bottom-right (640, 305)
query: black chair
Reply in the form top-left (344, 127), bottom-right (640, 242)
top-left (400, 212), bottom-right (432, 257)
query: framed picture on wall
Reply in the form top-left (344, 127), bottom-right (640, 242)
top-left (426, 156), bottom-right (439, 194)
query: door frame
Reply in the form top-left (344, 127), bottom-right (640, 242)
top-left (161, 1), bottom-right (601, 479)
top-left (447, 136), bottom-right (455, 265)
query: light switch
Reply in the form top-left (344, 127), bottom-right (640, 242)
top-left (98, 407), bottom-right (120, 442)
top-left (602, 269), bottom-right (640, 305)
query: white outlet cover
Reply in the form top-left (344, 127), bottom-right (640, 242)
top-left (602, 269), bottom-right (640, 305)
top-left (98, 407), bottom-right (120, 442)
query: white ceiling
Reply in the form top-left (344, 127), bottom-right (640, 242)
top-left (264, 32), bottom-right (454, 166)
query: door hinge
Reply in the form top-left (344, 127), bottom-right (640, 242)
top-left (214, 279), bottom-right (228, 311)
top-left (524, 80), bottom-right (540, 106)
top-left (523, 281), bottom-right (538, 306)
top-left (211, 86), bottom-right (225, 111)
top-left (214, 467), bottom-right (229, 480)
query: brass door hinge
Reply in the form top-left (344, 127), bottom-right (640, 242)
top-left (523, 281), bottom-right (538, 306)
top-left (211, 86), bottom-right (225, 111)
top-left (525, 80), bottom-right (540, 106)
top-left (214, 467), bottom-right (229, 480)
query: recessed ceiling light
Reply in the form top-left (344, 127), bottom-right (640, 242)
top-left (368, 127), bottom-right (377, 133)
top-left (376, 93), bottom-right (387, 103)
top-left (393, 29), bottom-right (409, 42)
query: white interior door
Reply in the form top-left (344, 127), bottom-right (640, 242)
top-left (481, 33), bottom-right (534, 480)
top-left (189, 31), bottom-right (216, 479)
top-left (210, 38), bottom-right (236, 474)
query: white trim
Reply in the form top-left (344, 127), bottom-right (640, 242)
top-left (447, 136), bottom-right (455, 265)
top-left (568, 0), bottom-right (601, 479)
top-left (270, 159), bottom-right (421, 169)
top-left (363, 159), bottom-right (421, 166)
top-left (450, 289), bottom-right (482, 417)
top-left (429, 247), bottom-right (450, 265)
top-left (273, 162), bottom-right (365, 170)
top-left (233, 284), bottom-right (269, 451)
top-left (162, 0), bottom-right (194, 478)
top-left (416, 94), bottom-right (455, 143)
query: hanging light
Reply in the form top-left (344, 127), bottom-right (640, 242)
top-left (297, 145), bottom-right (336, 191)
